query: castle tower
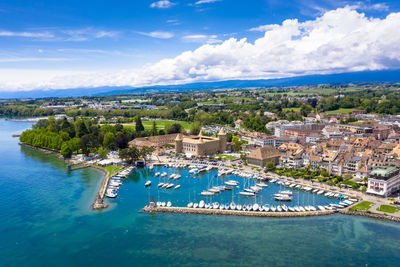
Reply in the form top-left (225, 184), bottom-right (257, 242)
top-left (175, 133), bottom-right (183, 154)
top-left (218, 127), bottom-right (227, 153)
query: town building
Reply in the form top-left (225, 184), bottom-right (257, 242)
top-left (247, 146), bottom-right (281, 167)
top-left (367, 167), bottom-right (400, 197)
top-left (129, 133), bottom-right (179, 149)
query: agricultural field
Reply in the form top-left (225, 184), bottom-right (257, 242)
top-left (123, 120), bottom-right (192, 131)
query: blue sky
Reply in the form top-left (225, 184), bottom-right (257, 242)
top-left (0, 0), bottom-right (400, 90)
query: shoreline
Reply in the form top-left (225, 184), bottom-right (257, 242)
top-left (19, 142), bottom-right (111, 210)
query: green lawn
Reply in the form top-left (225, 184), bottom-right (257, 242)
top-left (324, 108), bottom-right (358, 114)
top-left (96, 165), bottom-right (123, 176)
top-left (349, 201), bottom-right (374, 211)
top-left (377, 205), bottom-right (398, 214)
top-left (214, 154), bottom-right (237, 160)
top-left (124, 120), bottom-right (192, 131)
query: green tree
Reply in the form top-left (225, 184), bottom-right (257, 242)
top-left (135, 116), bottom-right (144, 132)
top-left (166, 123), bottom-right (182, 134)
top-left (103, 132), bottom-right (115, 150)
top-left (266, 161), bottom-right (276, 171)
top-left (97, 147), bottom-right (108, 159)
top-left (151, 121), bottom-right (158, 136)
top-left (190, 121), bottom-right (202, 135)
top-left (114, 133), bottom-right (128, 149)
top-left (232, 136), bottom-right (242, 152)
top-left (61, 142), bottom-right (72, 158)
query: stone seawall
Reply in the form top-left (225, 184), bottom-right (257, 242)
top-left (340, 210), bottom-right (400, 223)
top-left (142, 206), bottom-right (337, 218)
top-left (91, 166), bottom-right (110, 210)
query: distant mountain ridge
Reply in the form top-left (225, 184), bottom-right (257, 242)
top-left (1, 69), bottom-right (400, 99)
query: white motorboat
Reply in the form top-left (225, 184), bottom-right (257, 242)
top-left (187, 202), bottom-right (193, 208)
top-left (252, 203), bottom-right (259, 211)
top-left (239, 191), bottom-right (255, 196)
top-left (157, 182), bottom-right (165, 187)
top-left (294, 206), bottom-right (300, 212)
top-left (145, 180), bottom-right (151, 187)
top-left (161, 172), bottom-right (167, 177)
top-left (274, 194), bottom-right (292, 201)
top-left (166, 184), bottom-right (174, 189)
top-left (174, 185), bottom-right (181, 189)
top-left (161, 202), bottom-right (166, 207)
top-left (201, 191), bottom-right (214, 196)
top-left (288, 206), bottom-right (295, 212)
top-left (175, 174), bottom-right (181, 180)
top-left (169, 174), bottom-right (176, 179)
top-left (155, 172), bottom-right (160, 176)
top-left (271, 206), bottom-right (277, 212)
top-left (193, 203), bottom-right (199, 208)
top-left (236, 204), bottom-right (242, 210)
top-left (167, 201), bottom-right (172, 207)
top-left (225, 180), bottom-right (239, 186)
top-left (264, 204), bottom-right (270, 212)
top-left (277, 206), bottom-right (282, 212)
top-left (280, 190), bottom-right (293, 195)
top-left (213, 202), bottom-right (220, 209)
top-left (318, 205), bottom-right (326, 211)
top-left (317, 190), bottom-right (324, 195)
top-left (105, 190), bottom-right (117, 198)
top-left (309, 206), bottom-right (317, 211)
top-left (304, 206), bottom-right (310, 211)
top-left (199, 200), bottom-right (205, 208)
top-left (256, 182), bottom-right (268, 188)
top-left (282, 205), bottom-right (288, 212)
top-left (299, 206), bottom-right (306, 212)
top-left (205, 203), bottom-right (211, 209)
top-left (230, 203), bottom-right (236, 210)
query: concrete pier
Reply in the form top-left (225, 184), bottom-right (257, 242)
top-left (142, 206), bottom-right (337, 218)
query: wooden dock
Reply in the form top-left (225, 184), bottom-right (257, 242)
top-left (142, 206), bottom-right (337, 218)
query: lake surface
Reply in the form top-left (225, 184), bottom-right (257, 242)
top-left (139, 166), bottom-right (338, 209)
top-left (1, 119), bottom-right (400, 267)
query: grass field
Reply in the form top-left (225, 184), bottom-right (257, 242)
top-left (96, 165), bottom-right (123, 176)
top-left (324, 108), bottom-right (358, 114)
top-left (214, 154), bottom-right (237, 160)
top-left (124, 120), bottom-right (192, 131)
top-left (349, 201), bottom-right (374, 211)
top-left (377, 205), bottom-right (398, 214)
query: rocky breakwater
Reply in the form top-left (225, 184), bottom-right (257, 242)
top-left (339, 210), bottom-right (400, 223)
top-left (142, 206), bottom-right (337, 218)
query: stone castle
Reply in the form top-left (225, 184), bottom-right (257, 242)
top-left (175, 128), bottom-right (227, 157)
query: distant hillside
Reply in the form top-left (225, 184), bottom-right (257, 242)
top-left (1, 69), bottom-right (400, 99)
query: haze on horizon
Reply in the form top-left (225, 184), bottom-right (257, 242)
top-left (0, 0), bottom-right (400, 92)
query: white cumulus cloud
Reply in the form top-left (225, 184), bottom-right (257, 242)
top-left (150, 1), bottom-right (176, 9)
top-left (1, 6), bottom-right (400, 91)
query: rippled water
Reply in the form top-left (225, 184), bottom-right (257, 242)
top-left (1, 119), bottom-right (400, 267)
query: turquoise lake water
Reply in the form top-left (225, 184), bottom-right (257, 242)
top-left (1, 119), bottom-right (400, 266)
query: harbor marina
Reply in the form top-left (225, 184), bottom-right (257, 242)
top-left (111, 164), bottom-right (358, 215)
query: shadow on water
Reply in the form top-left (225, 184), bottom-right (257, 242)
top-left (20, 146), bottom-right (67, 171)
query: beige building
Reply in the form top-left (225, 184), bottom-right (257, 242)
top-left (247, 146), bottom-right (281, 167)
top-left (175, 128), bottom-right (227, 157)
